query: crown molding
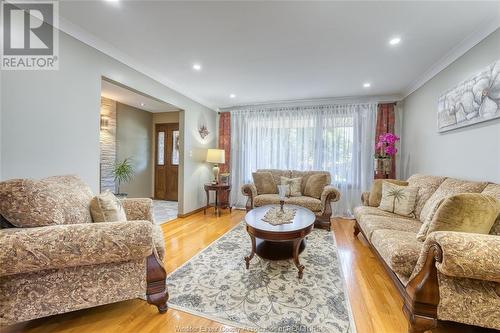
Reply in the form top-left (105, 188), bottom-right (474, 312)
top-left (58, 17), bottom-right (217, 111)
top-left (219, 94), bottom-right (402, 112)
top-left (402, 18), bottom-right (500, 99)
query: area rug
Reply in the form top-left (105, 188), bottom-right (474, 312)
top-left (167, 222), bottom-right (356, 333)
top-left (153, 200), bottom-right (178, 225)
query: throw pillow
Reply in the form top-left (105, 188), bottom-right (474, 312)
top-left (378, 182), bottom-right (418, 217)
top-left (368, 179), bottom-right (409, 207)
top-left (280, 176), bottom-right (302, 197)
top-left (303, 174), bottom-right (328, 199)
top-left (252, 172), bottom-right (277, 195)
top-left (90, 191), bottom-right (128, 222)
top-left (416, 193), bottom-right (499, 241)
top-left (0, 175), bottom-right (94, 228)
top-left (419, 178), bottom-right (488, 223)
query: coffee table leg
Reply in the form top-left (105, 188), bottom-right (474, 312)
top-left (244, 234), bottom-right (256, 269)
top-left (292, 238), bottom-right (305, 279)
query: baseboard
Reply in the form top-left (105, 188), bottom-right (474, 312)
top-left (177, 206), bottom-right (207, 218)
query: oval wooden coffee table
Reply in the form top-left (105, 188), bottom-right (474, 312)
top-left (244, 204), bottom-right (315, 279)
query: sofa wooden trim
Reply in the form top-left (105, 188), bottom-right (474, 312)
top-left (146, 252), bottom-right (169, 313)
top-left (354, 220), bottom-right (439, 332)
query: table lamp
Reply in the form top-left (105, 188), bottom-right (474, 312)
top-left (206, 149), bottom-right (225, 183)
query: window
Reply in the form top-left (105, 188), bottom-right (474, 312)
top-left (172, 130), bottom-right (179, 165)
top-left (157, 131), bottom-right (165, 165)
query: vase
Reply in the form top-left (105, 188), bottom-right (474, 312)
top-left (375, 157), bottom-right (391, 175)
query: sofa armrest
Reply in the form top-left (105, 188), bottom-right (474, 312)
top-left (321, 185), bottom-right (341, 205)
top-left (0, 221), bottom-right (153, 277)
top-left (429, 231), bottom-right (499, 282)
top-left (241, 183), bottom-right (257, 198)
top-left (410, 231), bottom-right (500, 284)
top-left (121, 198), bottom-right (154, 222)
top-left (241, 183), bottom-right (257, 211)
top-left (361, 191), bottom-right (370, 206)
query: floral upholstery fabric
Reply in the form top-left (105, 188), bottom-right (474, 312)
top-left (256, 169), bottom-right (291, 189)
top-left (361, 191), bottom-right (370, 206)
top-left (419, 177), bottom-right (488, 223)
top-left (121, 198), bottom-right (154, 222)
top-left (437, 274), bottom-right (500, 330)
top-left (254, 194), bottom-right (322, 212)
top-left (291, 170), bottom-right (331, 195)
top-left (357, 214), bottom-right (422, 241)
top-left (407, 231), bottom-right (500, 329)
top-left (320, 186), bottom-right (341, 213)
top-left (406, 174), bottom-right (446, 221)
top-left (152, 224), bottom-right (166, 261)
top-left (0, 176), bottom-right (163, 325)
top-left (280, 176), bottom-right (302, 197)
top-left (423, 231), bottom-right (500, 282)
top-left (241, 183), bottom-right (257, 198)
top-left (370, 229), bottom-right (423, 285)
top-left (0, 175), bottom-right (93, 227)
top-left (0, 221), bottom-right (153, 277)
top-left (244, 170), bottom-right (337, 215)
top-left (356, 175), bottom-right (500, 330)
top-left (424, 194), bottom-right (500, 238)
top-left (90, 191), bottom-right (128, 222)
top-left (353, 205), bottom-right (405, 220)
top-left (0, 259), bottom-right (147, 325)
top-left (482, 183), bottom-right (500, 235)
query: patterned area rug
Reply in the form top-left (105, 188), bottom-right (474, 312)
top-left (167, 223), bottom-right (355, 333)
top-left (153, 200), bottom-right (178, 225)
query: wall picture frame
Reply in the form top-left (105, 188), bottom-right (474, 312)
top-left (437, 59), bottom-right (500, 132)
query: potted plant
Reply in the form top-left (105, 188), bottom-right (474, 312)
top-left (374, 133), bottom-right (400, 175)
top-left (112, 157), bottom-right (135, 198)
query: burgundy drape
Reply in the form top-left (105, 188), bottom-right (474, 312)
top-left (218, 112), bottom-right (231, 205)
top-left (375, 103), bottom-right (396, 179)
top-left (218, 112), bottom-right (231, 173)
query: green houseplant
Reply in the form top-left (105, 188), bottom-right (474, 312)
top-left (112, 157), bottom-right (135, 198)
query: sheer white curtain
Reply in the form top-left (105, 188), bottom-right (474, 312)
top-left (230, 103), bottom-right (377, 217)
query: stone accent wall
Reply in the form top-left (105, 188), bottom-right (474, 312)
top-left (100, 97), bottom-right (117, 193)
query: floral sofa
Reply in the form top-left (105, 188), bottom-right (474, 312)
top-left (354, 174), bottom-right (500, 332)
top-left (0, 175), bottom-right (168, 325)
top-left (241, 169), bottom-right (340, 230)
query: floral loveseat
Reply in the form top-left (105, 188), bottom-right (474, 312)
top-left (0, 175), bottom-right (168, 325)
top-left (354, 174), bottom-right (500, 333)
top-left (241, 169), bottom-right (340, 230)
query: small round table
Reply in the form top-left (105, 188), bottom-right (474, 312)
top-left (204, 183), bottom-right (232, 216)
top-left (244, 205), bottom-right (315, 279)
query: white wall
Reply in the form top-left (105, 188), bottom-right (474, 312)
top-left (116, 102), bottom-right (153, 198)
top-left (1, 30), bottom-right (217, 214)
top-left (402, 29), bottom-right (500, 183)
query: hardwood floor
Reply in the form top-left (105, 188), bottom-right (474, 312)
top-left (3, 210), bottom-right (494, 333)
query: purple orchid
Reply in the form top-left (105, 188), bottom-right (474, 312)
top-left (385, 145), bottom-right (398, 156)
top-left (375, 132), bottom-right (400, 157)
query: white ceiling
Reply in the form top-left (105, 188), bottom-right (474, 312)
top-left (60, 1), bottom-right (500, 110)
top-left (101, 79), bottom-right (181, 113)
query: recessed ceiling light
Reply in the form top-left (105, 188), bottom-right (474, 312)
top-left (192, 63), bottom-right (202, 71)
top-left (363, 83), bottom-right (371, 88)
top-left (389, 37), bottom-right (401, 46)
top-left (140, 102), bottom-right (145, 107)
top-left (105, 0), bottom-right (119, 3)
top-left (229, 94), bottom-right (236, 99)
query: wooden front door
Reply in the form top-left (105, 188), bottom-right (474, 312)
top-left (154, 123), bottom-right (179, 201)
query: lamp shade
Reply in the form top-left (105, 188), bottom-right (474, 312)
top-left (206, 149), bottom-right (225, 164)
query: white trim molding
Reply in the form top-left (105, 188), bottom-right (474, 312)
top-left (402, 19), bottom-right (500, 98)
top-left (219, 95), bottom-right (402, 112)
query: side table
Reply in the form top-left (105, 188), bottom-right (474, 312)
top-left (204, 183), bottom-right (232, 216)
